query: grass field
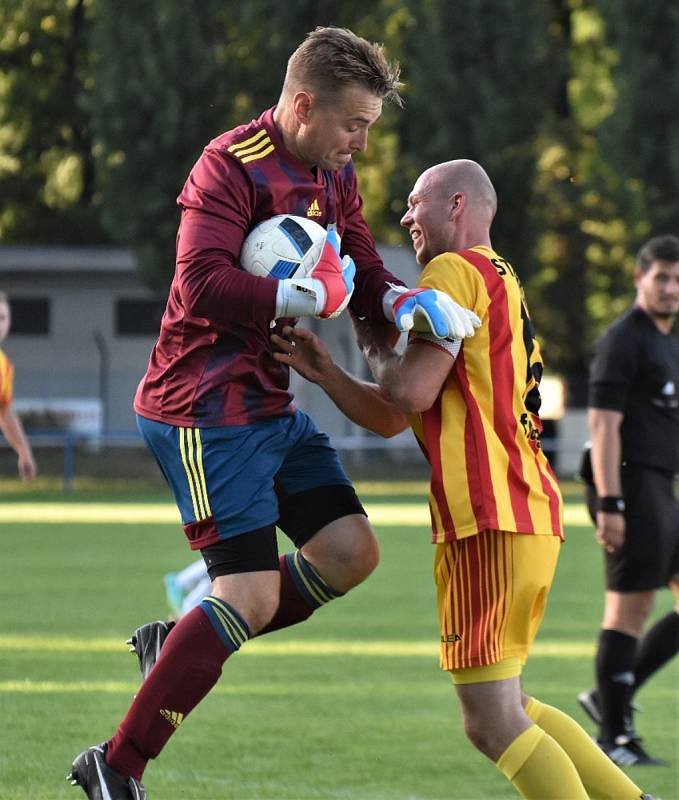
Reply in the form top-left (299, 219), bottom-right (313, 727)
top-left (0, 481), bottom-right (677, 799)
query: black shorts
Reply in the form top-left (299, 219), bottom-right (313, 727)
top-left (201, 484), bottom-right (366, 579)
top-left (598, 464), bottom-right (679, 592)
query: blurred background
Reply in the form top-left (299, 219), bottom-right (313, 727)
top-left (1, 0), bottom-right (678, 485)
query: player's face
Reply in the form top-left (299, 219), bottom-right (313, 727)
top-left (635, 260), bottom-right (679, 320)
top-left (298, 85), bottom-right (383, 171)
top-left (0, 301), bottom-right (10, 344)
top-left (400, 171), bottom-right (453, 266)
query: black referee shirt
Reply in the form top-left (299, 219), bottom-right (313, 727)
top-left (588, 306), bottom-right (679, 473)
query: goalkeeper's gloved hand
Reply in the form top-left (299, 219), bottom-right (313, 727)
top-left (275, 228), bottom-right (355, 319)
top-left (308, 228), bottom-right (355, 318)
top-left (388, 285), bottom-right (481, 339)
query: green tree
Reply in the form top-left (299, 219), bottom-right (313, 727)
top-left (91, 0), bottom-right (236, 289)
top-left (0, 0), bottom-right (104, 242)
top-left (392, 0), bottom-right (565, 270)
top-left (596, 1), bottom-right (679, 235)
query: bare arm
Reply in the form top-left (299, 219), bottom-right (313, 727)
top-left (0, 404), bottom-right (37, 480)
top-left (588, 407), bottom-right (624, 552)
top-left (354, 315), bottom-right (456, 414)
top-left (271, 326), bottom-right (409, 438)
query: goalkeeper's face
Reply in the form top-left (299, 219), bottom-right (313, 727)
top-left (296, 84), bottom-right (382, 171)
top-left (400, 171), bottom-right (454, 266)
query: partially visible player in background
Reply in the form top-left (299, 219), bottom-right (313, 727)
top-left (69, 26), bottom-right (479, 800)
top-left (163, 561), bottom-right (210, 619)
top-left (0, 292), bottom-right (37, 481)
top-left (272, 158), bottom-right (656, 799)
top-left (577, 234), bottom-right (679, 767)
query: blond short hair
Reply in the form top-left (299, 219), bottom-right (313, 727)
top-left (284, 26), bottom-right (402, 107)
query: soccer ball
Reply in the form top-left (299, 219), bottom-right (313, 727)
top-left (240, 214), bottom-right (327, 280)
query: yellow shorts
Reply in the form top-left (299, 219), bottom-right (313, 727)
top-left (434, 530), bottom-right (560, 682)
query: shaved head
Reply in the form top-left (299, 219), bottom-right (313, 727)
top-left (401, 159), bottom-right (496, 261)
top-left (427, 159), bottom-right (497, 223)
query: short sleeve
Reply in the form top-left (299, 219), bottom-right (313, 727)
top-left (417, 253), bottom-right (488, 319)
top-left (588, 325), bottom-right (638, 411)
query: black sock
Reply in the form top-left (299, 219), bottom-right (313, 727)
top-left (633, 611), bottom-right (679, 694)
top-left (596, 628), bottom-right (637, 742)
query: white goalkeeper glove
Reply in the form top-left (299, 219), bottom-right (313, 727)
top-left (275, 228), bottom-right (355, 319)
top-left (384, 284), bottom-right (480, 339)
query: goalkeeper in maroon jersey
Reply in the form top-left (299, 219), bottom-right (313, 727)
top-left (68, 26), bottom-right (479, 799)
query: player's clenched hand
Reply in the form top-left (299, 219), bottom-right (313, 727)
top-left (308, 229), bottom-right (355, 319)
top-left (271, 326), bottom-right (336, 385)
top-left (392, 287), bottom-right (480, 339)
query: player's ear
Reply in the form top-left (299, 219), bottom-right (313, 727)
top-left (293, 91), bottom-right (314, 125)
top-left (449, 191), bottom-right (465, 221)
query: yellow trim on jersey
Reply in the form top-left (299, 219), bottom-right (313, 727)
top-left (178, 428), bottom-right (211, 521)
top-left (232, 137), bottom-right (272, 159)
top-left (227, 128), bottom-right (268, 153)
top-left (240, 143), bottom-right (275, 164)
top-left (227, 128), bottom-right (275, 164)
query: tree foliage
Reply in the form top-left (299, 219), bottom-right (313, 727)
top-left (0, 0), bottom-right (103, 241)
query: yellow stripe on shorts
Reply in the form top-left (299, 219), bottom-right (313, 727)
top-left (193, 429), bottom-right (212, 517)
top-left (179, 428), bottom-right (211, 521)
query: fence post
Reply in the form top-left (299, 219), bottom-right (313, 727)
top-left (63, 433), bottom-right (76, 491)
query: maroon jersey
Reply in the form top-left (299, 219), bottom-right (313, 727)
top-left (134, 107), bottom-right (401, 427)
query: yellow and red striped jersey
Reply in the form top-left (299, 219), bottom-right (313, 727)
top-left (0, 348), bottom-right (14, 409)
top-left (410, 246), bottom-right (563, 542)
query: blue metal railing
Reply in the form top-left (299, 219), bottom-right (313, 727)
top-left (2, 429), bottom-right (567, 490)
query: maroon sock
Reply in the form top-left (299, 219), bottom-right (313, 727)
top-left (259, 551), bottom-right (342, 635)
top-left (258, 554), bottom-right (314, 635)
top-left (106, 604), bottom-right (237, 780)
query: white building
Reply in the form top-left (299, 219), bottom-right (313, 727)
top-left (0, 243), bottom-right (418, 450)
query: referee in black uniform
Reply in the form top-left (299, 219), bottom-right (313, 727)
top-left (578, 234), bottom-right (679, 766)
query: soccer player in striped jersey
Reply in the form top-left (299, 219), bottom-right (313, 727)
top-left (273, 160), bottom-right (657, 799)
top-left (0, 292), bottom-right (36, 482)
top-left (69, 27), bottom-right (480, 799)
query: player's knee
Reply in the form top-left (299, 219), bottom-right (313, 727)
top-left (342, 525), bottom-right (380, 587)
top-left (460, 700), bottom-right (527, 762)
top-left (303, 517), bottom-right (380, 592)
top-left (462, 714), bottom-right (496, 759)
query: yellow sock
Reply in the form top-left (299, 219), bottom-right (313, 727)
top-left (496, 724), bottom-right (588, 799)
top-left (525, 697), bottom-right (643, 800)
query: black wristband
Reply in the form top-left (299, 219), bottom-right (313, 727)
top-left (597, 495), bottom-right (625, 514)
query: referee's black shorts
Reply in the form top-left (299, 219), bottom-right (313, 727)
top-left (586, 464), bottom-right (679, 592)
